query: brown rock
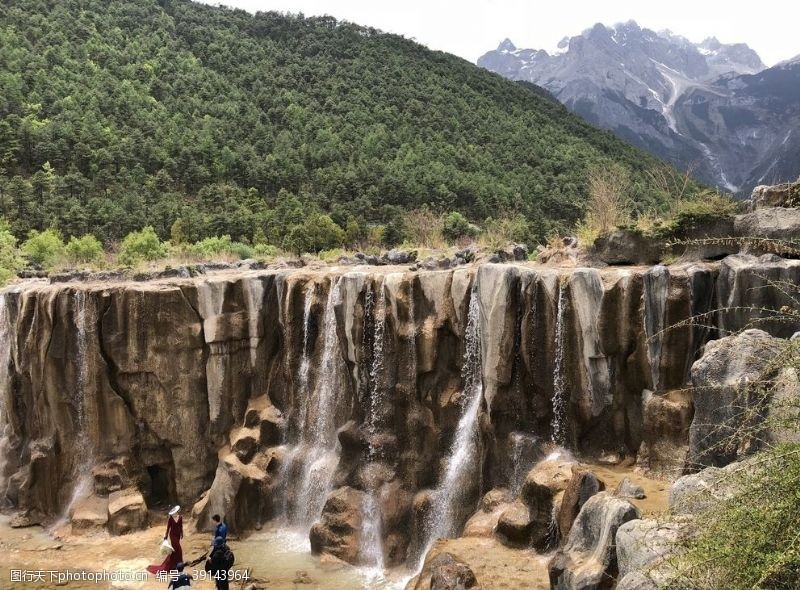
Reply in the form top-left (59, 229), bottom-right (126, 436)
top-left (556, 468), bottom-right (604, 542)
top-left (636, 389), bottom-right (693, 479)
top-left (309, 486), bottom-right (365, 564)
top-left (70, 494), bottom-right (109, 532)
top-left (107, 488), bottom-right (148, 535)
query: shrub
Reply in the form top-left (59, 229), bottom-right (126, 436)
top-left (0, 220), bottom-right (22, 285)
top-left (65, 234), bottom-right (104, 265)
top-left (403, 208), bottom-right (445, 248)
top-left (170, 219), bottom-right (186, 246)
top-left (574, 219), bottom-right (600, 248)
top-left (481, 215), bottom-right (531, 249)
top-left (442, 212), bottom-right (479, 243)
top-left (584, 164), bottom-right (632, 235)
top-left (229, 241), bottom-right (253, 260)
top-left (118, 226), bottom-right (167, 266)
top-left (253, 243), bottom-right (278, 258)
top-left (22, 229), bottom-right (65, 269)
top-left (188, 235), bottom-right (233, 258)
top-left (318, 247), bottom-right (347, 262)
top-left (285, 214), bottom-right (346, 254)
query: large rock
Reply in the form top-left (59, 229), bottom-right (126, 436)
top-left (0, 259), bottom-right (797, 562)
top-left (549, 492), bottom-right (640, 590)
top-left (70, 494), bottom-right (109, 532)
top-left (734, 207), bottom-right (800, 243)
top-left (591, 230), bottom-right (665, 266)
top-left (636, 389), bottom-right (693, 478)
top-left (422, 552), bottom-right (479, 590)
top-left (107, 488), bottom-right (148, 535)
top-left (749, 181), bottom-right (800, 210)
top-left (556, 468), bottom-right (604, 542)
top-left (463, 488), bottom-right (513, 538)
top-left (309, 486), bottom-right (365, 564)
top-left (616, 519), bottom-right (684, 588)
top-left (668, 462), bottom-right (741, 516)
top-left (688, 329), bottom-right (784, 469)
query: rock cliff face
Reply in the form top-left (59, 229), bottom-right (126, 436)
top-left (0, 258), bottom-right (798, 566)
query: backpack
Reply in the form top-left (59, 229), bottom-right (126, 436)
top-left (223, 546), bottom-right (235, 570)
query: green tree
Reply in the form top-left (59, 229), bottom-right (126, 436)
top-left (442, 212), bottom-right (479, 243)
top-left (65, 234), bottom-right (104, 265)
top-left (22, 229), bottom-right (65, 269)
top-left (285, 214), bottom-right (346, 254)
top-left (118, 226), bottom-right (167, 266)
top-left (0, 219), bottom-right (22, 284)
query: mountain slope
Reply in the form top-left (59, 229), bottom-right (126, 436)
top-left (478, 22), bottom-right (799, 194)
top-left (0, 1), bottom-right (683, 245)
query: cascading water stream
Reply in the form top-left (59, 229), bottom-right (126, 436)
top-left (0, 293), bottom-right (11, 499)
top-left (287, 278), bottom-right (345, 529)
top-left (244, 277), bottom-right (265, 369)
top-left (360, 277), bottom-right (388, 572)
top-left (64, 290), bottom-right (95, 520)
top-left (551, 281), bottom-right (568, 446)
top-left (294, 286), bottom-right (315, 437)
top-left (416, 284), bottom-right (484, 565)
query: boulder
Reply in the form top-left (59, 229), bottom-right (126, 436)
top-left (615, 478), bottom-right (645, 500)
top-left (549, 492), bottom-right (640, 590)
top-left (309, 486), bottom-right (365, 564)
top-left (636, 389), bottom-right (693, 479)
top-left (734, 208), bottom-right (800, 245)
top-left (556, 468), bottom-right (604, 542)
top-left (429, 553), bottom-right (479, 590)
top-left (70, 494), bottom-right (109, 531)
top-left (749, 181), bottom-right (800, 210)
top-left (616, 519), bottom-right (684, 588)
top-left (496, 500), bottom-right (538, 547)
top-left (668, 462), bottom-right (742, 516)
top-left (591, 230), bottom-right (665, 266)
top-left (688, 329), bottom-right (784, 469)
top-left (521, 458), bottom-right (574, 506)
top-left (107, 488), bottom-right (148, 535)
top-left (410, 551), bottom-right (480, 590)
top-left (463, 488), bottom-right (512, 538)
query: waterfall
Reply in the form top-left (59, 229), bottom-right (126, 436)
top-left (643, 265), bottom-right (669, 392)
top-left (360, 277), bottom-right (387, 570)
top-left (244, 277), bottom-right (265, 369)
top-left (295, 286), bottom-right (315, 438)
top-left (197, 281), bottom-right (227, 422)
top-left (551, 282), bottom-right (568, 446)
top-left (417, 284), bottom-right (484, 563)
top-left (0, 293), bottom-right (11, 499)
top-left (288, 278), bottom-right (344, 528)
top-left (65, 290), bottom-right (95, 519)
top-left (509, 432), bottom-right (539, 495)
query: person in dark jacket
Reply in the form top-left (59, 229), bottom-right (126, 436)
top-left (205, 536), bottom-right (234, 590)
top-left (167, 562), bottom-right (191, 589)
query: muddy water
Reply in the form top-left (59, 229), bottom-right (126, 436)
top-left (0, 463), bottom-right (668, 589)
top-left (0, 516), bottom-right (410, 590)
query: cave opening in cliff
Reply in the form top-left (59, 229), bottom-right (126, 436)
top-left (145, 463), bottom-right (176, 509)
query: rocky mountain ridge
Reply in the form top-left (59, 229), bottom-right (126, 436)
top-left (478, 21), bottom-right (800, 194)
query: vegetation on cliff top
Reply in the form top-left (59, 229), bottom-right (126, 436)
top-left (0, 0), bottom-right (699, 255)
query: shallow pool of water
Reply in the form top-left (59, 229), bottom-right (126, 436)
top-left (233, 527), bottom-right (412, 590)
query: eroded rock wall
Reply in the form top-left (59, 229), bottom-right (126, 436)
top-left (0, 257), bottom-right (798, 562)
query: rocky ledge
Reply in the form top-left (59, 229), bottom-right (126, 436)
top-left (0, 253), bottom-right (798, 583)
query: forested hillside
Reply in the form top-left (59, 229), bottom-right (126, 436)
top-left (0, 0), bottom-right (690, 248)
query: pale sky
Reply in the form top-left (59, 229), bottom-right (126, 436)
top-left (197, 0), bottom-right (800, 67)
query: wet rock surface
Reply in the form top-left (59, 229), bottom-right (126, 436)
top-left (549, 492), bottom-right (640, 590)
top-left (0, 255), bottom-right (798, 569)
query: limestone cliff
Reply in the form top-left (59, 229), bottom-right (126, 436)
top-left (0, 255), bottom-right (797, 566)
